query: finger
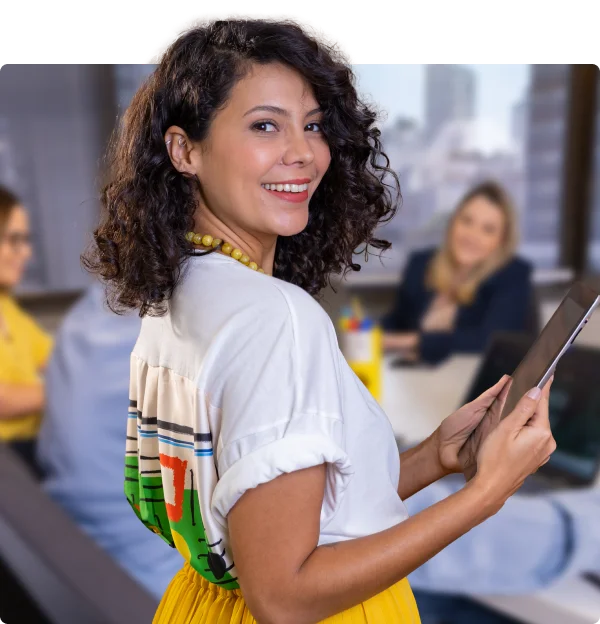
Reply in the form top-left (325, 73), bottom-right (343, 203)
top-left (475, 375), bottom-right (511, 403)
top-left (495, 377), bottom-right (513, 409)
top-left (470, 375), bottom-right (512, 411)
top-left (540, 375), bottom-right (554, 397)
top-left (501, 386), bottom-right (543, 431)
top-left (528, 377), bottom-right (554, 427)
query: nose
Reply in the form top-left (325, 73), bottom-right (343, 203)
top-left (281, 128), bottom-right (315, 167)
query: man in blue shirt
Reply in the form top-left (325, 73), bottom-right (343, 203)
top-left (37, 283), bottom-right (600, 619)
top-left (405, 472), bottom-right (600, 622)
top-left (36, 283), bottom-right (182, 600)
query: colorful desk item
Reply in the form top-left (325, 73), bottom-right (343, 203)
top-left (339, 302), bottom-right (383, 402)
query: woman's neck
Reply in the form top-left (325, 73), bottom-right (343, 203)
top-left (193, 208), bottom-right (277, 275)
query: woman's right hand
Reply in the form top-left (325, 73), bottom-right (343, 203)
top-left (471, 378), bottom-right (556, 510)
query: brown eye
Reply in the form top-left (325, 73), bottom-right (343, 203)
top-left (305, 122), bottom-right (322, 133)
top-left (252, 121), bottom-right (277, 133)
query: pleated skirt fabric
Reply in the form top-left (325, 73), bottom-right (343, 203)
top-left (154, 563), bottom-right (421, 624)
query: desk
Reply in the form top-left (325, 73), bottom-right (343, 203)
top-left (381, 356), bottom-right (600, 624)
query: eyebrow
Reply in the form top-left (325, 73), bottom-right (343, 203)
top-left (243, 105), bottom-right (322, 118)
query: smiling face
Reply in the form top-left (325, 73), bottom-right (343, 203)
top-left (172, 62), bottom-right (331, 247)
top-left (0, 205), bottom-right (32, 289)
top-left (448, 194), bottom-right (507, 270)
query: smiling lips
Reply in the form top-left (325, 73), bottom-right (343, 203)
top-left (261, 178), bottom-right (311, 203)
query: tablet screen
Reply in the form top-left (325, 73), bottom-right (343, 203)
top-left (501, 297), bottom-right (588, 418)
top-left (462, 334), bottom-right (600, 485)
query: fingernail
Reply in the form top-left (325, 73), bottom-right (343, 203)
top-left (527, 387), bottom-right (542, 400)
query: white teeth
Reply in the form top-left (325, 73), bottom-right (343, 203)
top-left (262, 183), bottom-right (309, 193)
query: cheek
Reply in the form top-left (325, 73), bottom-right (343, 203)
top-left (314, 141), bottom-right (331, 176)
top-left (0, 247), bottom-right (11, 266)
top-left (450, 222), bottom-right (467, 245)
top-left (484, 233), bottom-right (503, 253)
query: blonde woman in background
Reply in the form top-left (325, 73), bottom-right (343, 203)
top-left (382, 181), bottom-right (534, 364)
top-left (0, 184), bottom-right (53, 477)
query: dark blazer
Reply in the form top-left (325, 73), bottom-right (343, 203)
top-left (381, 248), bottom-right (534, 364)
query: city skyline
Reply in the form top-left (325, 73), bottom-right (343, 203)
top-left (353, 64), bottom-right (530, 154)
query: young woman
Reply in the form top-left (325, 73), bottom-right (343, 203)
top-left (382, 181), bottom-right (535, 364)
top-left (0, 185), bottom-right (53, 476)
top-left (84, 20), bottom-right (556, 624)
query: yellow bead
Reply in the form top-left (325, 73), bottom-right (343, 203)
top-left (222, 242), bottom-right (233, 255)
top-left (239, 255), bottom-right (250, 265)
top-left (258, 268), bottom-right (265, 273)
top-left (248, 262), bottom-right (258, 270)
top-left (192, 233), bottom-right (203, 245)
top-left (201, 234), bottom-right (213, 247)
top-left (211, 238), bottom-right (222, 248)
top-left (231, 248), bottom-right (243, 260)
top-left (185, 231), bottom-right (195, 242)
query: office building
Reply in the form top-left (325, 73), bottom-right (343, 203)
top-left (425, 65), bottom-right (476, 143)
top-left (522, 64), bottom-right (571, 268)
top-left (511, 98), bottom-right (528, 148)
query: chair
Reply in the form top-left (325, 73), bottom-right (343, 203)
top-left (0, 443), bottom-right (158, 624)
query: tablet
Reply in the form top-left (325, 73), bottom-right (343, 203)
top-left (459, 281), bottom-right (600, 480)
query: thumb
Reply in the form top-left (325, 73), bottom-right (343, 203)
top-left (501, 386), bottom-right (542, 430)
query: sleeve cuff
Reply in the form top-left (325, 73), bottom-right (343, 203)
top-left (211, 432), bottom-right (354, 529)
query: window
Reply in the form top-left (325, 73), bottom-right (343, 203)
top-left (587, 73), bottom-right (600, 272)
top-left (352, 64), bottom-right (571, 278)
top-left (0, 66), bottom-right (117, 293)
top-left (113, 64), bottom-right (157, 116)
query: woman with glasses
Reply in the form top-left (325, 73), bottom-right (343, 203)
top-left (0, 184), bottom-right (53, 477)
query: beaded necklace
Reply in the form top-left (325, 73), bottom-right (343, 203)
top-left (186, 231), bottom-right (265, 273)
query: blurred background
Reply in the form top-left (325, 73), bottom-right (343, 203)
top-left (2, 64), bottom-right (600, 327)
top-left (1, 64), bottom-right (599, 624)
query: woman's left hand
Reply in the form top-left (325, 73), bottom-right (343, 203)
top-left (430, 374), bottom-right (511, 474)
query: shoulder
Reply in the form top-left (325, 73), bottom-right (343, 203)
top-left (3, 295), bottom-right (43, 331)
top-left (176, 257), bottom-right (333, 341)
top-left (489, 255), bottom-right (533, 286)
top-left (268, 277), bottom-right (336, 338)
top-left (479, 256), bottom-right (532, 300)
top-left (407, 247), bottom-right (436, 269)
top-left (401, 247), bottom-right (436, 285)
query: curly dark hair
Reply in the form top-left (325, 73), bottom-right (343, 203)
top-left (82, 18), bottom-right (401, 316)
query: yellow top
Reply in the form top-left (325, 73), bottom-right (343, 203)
top-left (0, 293), bottom-right (53, 441)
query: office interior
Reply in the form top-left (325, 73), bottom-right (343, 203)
top-left (1, 64), bottom-right (599, 624)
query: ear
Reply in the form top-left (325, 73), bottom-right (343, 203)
top-left (164, 126), bottom-right (201, 177)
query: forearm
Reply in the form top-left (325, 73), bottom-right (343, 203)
top-left (398, 434), bottom-right (451, 500)
top-left (286, 481), bottom-right (499, 624)
top-left (0, 383), bottom-right (45, 420)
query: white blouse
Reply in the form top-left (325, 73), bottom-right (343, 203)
top-left (127, 251), bottom-right (409, 583)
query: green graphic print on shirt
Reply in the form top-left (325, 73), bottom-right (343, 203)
top-left (125, 399), bottom-right (239, 589)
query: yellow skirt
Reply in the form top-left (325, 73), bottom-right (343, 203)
top-left (154, 563), bottom-right (421, 624)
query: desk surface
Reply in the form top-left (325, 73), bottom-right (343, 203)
top-left (381, 356), bottom-right (600, 624)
